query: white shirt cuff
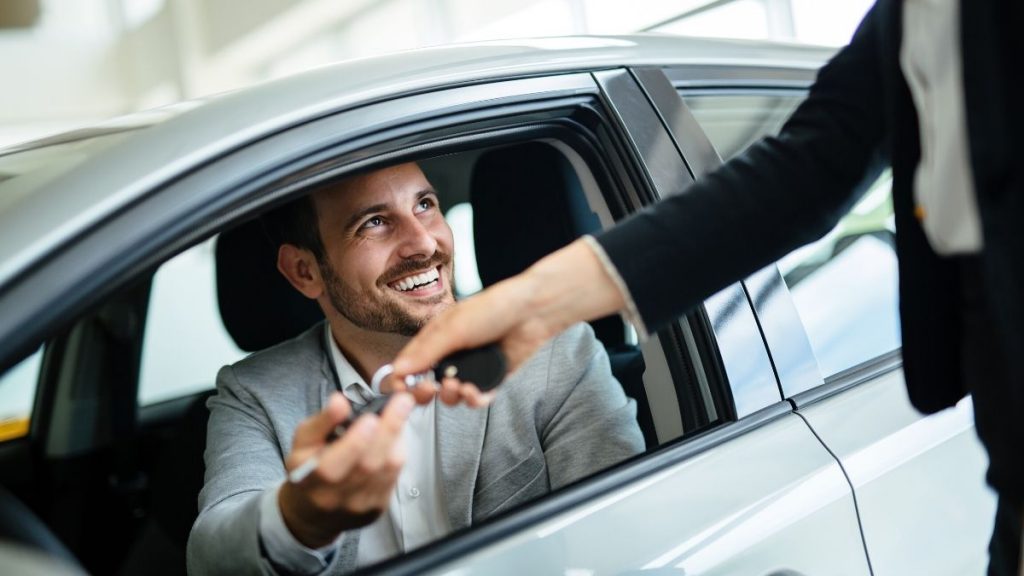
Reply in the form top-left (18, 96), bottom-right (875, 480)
top-left (259, 482), bottom-right (340, 575)
top-left (581, 235), bottom-right (649, 340)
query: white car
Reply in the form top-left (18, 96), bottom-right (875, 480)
top-left (0, 34), bottom-right (995, 575)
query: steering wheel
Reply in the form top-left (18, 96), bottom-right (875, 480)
top-left (0, 483), bottom-right (81, 569)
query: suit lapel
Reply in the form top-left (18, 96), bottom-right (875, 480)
top-left (436, 402), bottom-right (489, 530)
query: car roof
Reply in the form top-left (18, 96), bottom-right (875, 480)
top-left (0, 34), bottom-right (833, 289)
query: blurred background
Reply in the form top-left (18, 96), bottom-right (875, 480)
top-left (0, 0), bottom-right (872, 148)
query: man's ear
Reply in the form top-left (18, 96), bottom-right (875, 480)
top-left (277, 244), bottom-right (324, 300)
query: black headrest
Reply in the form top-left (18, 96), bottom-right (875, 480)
top-left (471, 142), bottom-right (600, 286)
top-left (215, 219), bottom-right (323, 352)
top-left (470, 142), bottom-right (625, 347)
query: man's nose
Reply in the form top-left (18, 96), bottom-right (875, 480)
top-left (396, 217), bottom-right (438, 259)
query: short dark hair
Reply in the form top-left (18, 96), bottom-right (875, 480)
top-left (259, 194), bottom-right (326, 262)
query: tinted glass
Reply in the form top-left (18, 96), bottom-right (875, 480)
top-left (685, 92), bottom-right (901, 376)
top-left (682, 92), bottom-right (801, 161)
top-left (778, 174), bottom-right (900, 375)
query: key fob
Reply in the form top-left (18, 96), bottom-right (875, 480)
top-left (342, 344), bottom-right (509, 439)
top-left (434, 343), bottom-right (507, 392)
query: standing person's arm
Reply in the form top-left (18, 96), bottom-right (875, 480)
top-left (394, 4), bottom-right (886, 383)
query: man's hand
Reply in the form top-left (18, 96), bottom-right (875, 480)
top-left (278, 392), bottom-right (414, 549)
top-left (391, 239), bottom-right (627, 398)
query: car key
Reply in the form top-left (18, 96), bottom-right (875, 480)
top-left (288, 343), bottom-right (506, 483)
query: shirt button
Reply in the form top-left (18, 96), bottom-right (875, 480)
top-left (408, 487), bottom-right (420, 498)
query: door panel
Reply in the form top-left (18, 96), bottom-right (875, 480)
top-left (427, 413), bottom-right (869, 575)
top-left (797, 371), bottom-right (996, 575)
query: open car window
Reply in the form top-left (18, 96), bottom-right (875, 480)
top-left (3, 69), bottom-right (745, 576)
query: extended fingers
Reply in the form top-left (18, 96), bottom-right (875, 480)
top-left (393, 307), bottom-right (473, 377)
top-left (437, 377), bottom-right (496, 407)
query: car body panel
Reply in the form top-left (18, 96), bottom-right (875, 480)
top-left (0, 36), bottom-right (832, 294)
top-left (796, 370), bottom-right (996, 576)
top-left (424, 412), bottom-right (868, 575)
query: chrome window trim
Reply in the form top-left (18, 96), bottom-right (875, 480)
top-left (664, 64), bottom-right (818, 89)
top-left (789, 349), bottom-right (904, 409)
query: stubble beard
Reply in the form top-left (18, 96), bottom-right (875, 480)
top-left (319, 252), bottom-right (454, 337)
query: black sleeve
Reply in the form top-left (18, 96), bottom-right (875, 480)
top-left (597, 4), bottom-right (887, 334)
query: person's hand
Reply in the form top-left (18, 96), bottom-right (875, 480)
top-left (278, 391), bottom-right (413, 548)
top-left (391, 239), bottom-right (627, 398)
top-left (375, 369), bottom-right (495, 408)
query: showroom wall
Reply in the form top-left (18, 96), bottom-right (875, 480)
top-left (0, 0), bottom-right (871, 148)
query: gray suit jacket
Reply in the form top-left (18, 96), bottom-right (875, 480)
top-left (187, 322), bottom-right (644, 575)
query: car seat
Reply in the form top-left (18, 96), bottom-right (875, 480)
top-left (123, 219), bottom-right (325, 575)
top-left (470, 142), bottom-right (656, 449)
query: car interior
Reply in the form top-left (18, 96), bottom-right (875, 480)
top-left (0, 138), bottom-right (725, 575)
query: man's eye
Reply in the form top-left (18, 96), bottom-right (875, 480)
top-left (362, 216), bottom-right (384, 229)
top-left (416, 198), bottom-right (436, 212)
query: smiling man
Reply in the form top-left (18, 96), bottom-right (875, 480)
top-left (186, 162), bottom-right (644, 575)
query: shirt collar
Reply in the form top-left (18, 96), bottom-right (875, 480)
top-left (324, 323), bottom-right (376, 405)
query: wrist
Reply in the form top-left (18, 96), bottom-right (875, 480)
top-left (523, 238), bottom-right (626, 334)
top-left (278, 482), bottom-right (340, 549)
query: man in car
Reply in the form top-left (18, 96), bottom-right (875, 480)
top-left (186, 162), bottom-right (644, 575)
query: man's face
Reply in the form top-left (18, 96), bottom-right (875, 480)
top-left (312, 163), bottom-right (456, 337)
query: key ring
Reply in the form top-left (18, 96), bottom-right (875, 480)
top-left (370, 364), bottom-right (434, 395)
top-left (370, 364), bottom-right (395, 395)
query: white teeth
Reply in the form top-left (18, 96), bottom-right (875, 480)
top-left (393, 268), bottom-right (440, 292)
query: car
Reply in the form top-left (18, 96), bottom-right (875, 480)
top-left (0, 34), bottom-right (996, 575)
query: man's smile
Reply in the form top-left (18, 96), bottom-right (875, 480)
top-left (386, 265), bottom-right (444, 297)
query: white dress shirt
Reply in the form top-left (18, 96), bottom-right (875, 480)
top-left (258, 324), bottom-right (451, 574)
top-left (901, 0), bottom-right (983, 255)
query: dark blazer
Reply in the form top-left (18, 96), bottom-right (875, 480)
top-left (598, 0), bottom-right (1023, 499)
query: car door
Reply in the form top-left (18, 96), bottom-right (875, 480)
top-left (362, 68), bottom-right (869, 575)
top-left (660, 66), bottom-right (998, 575)
top-left (182, 66), bottom-right (861, 576)
top-left (0, 60), bottom-right (865, 574)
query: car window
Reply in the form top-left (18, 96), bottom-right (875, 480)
top-left (778, 173), bottom-right (899, 375)
top-left (682, 92), bottom-right (801, 161)
top-left (138, 237), bottom-right (246, 406)
top-left (0, 346), bottom-right (42, 441)
top-left (684, 91), bottom-right (901, 376)
top-left (445, 202), bottom-right (484, 298)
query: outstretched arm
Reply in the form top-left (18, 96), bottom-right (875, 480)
top-left (393, 5), bottom-right (885, 389)
top-left (392, 238), bottom-right (626, 382)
